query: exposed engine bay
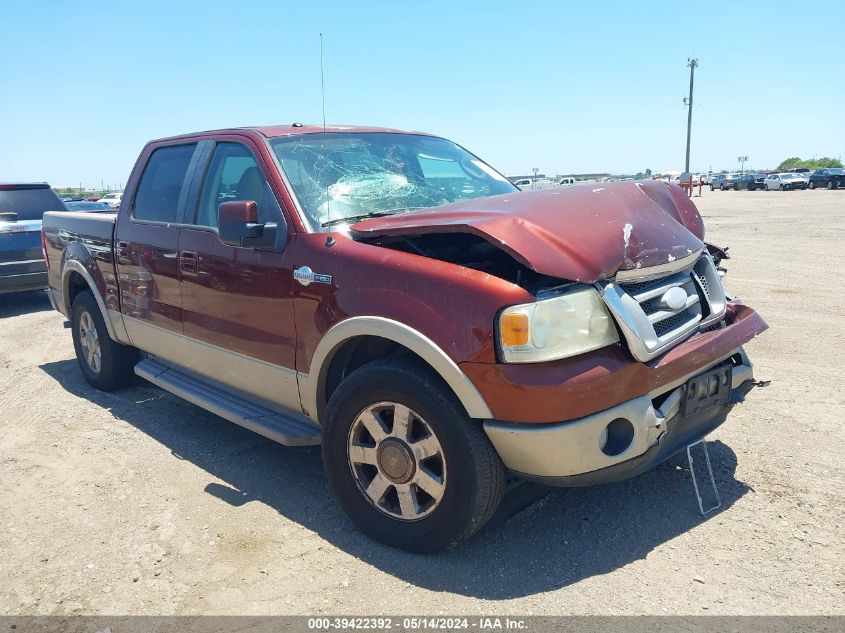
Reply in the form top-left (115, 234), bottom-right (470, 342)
top-left (355, 232), bottom-right (570, 294)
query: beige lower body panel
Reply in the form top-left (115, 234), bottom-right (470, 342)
top-left (123, 316), bottom-right (302, 413)
top-left (484, 348), bottom-right (752, 478)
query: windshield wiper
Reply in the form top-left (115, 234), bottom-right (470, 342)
top-left (321, 207), bottom-right (424, 228)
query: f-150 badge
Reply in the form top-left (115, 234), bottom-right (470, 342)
top-left (294, 266), bottom-right (332, 287)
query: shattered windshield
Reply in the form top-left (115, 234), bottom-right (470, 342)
top-left (269, 133), bottom-right (516, 230)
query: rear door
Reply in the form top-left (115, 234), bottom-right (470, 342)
top-left (115, 142), bottom-right (198, 358)
top-left (177, 138), bottom-right (300, 410)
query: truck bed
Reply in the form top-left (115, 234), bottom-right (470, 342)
top-left (42, 210), bottom-right (117, 240)
top-left (42, 210), bottom-right (118, 316)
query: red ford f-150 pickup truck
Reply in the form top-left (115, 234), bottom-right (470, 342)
top-left (42, 125), bottom-right (767, 552)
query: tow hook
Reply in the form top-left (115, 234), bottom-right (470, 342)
top-left (752, 379), bottom-right (772, 388)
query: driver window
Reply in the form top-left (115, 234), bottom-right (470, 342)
top-left (195, 143), bottom-right (281, 228)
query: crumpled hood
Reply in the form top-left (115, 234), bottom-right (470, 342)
top-left (350, 180), bottom-right (706, 283)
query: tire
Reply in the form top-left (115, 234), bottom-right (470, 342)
top-left (747, 183), bottom-right (753, 191)
top-left (734, 183), bottom-right (740, 191)
top-left (780, 184), bottom-right (785, 191)
top-left (71, 290), bottom-right (139, 390)
top-left (765, 184), bottom-right (769, 191)
top-left (322, 357), bottom-right (505, 553)
top-left (710, 185), bottom-right (715, 191)
top-left (809, 180), bottom-right (816, 189)
top-left (720, 184), bottom-right (725, 191)
top-left (828, 180), bottom-right (837, 190)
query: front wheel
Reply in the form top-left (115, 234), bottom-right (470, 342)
top-left (747, 182), bottom-right (754, 191)
top-left (765, 184), bottom-right (769, 191)
top-left (809, 180), bottom-right (816, 189)
top-left (71, 290), bottom-right (139, 390)
top-left (780, 184), bottom-right (786, 191)
top-left (710, 185), bottom-right (715, 191)
top-left (322, 357), bottom-right (505, 552)
top-left (828, 180), bottom-right (837, 190)
top-left (720, 184), bottom-right (725, 191)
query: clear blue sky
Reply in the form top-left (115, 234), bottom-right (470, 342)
top-left (1, 0), bottom-right (842, 188)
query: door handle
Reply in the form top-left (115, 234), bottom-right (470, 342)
top-left (179, 251), bottom-right (198, 274)
top-left (116, 241), bottom-right (131, 265)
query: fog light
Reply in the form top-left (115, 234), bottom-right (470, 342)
top-left (600, 418), bottom-right (635, 456)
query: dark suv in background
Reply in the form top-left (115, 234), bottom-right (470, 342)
top-left (0, 183), bottom-right (67, 294)
top-left (808, 168), bottom-right (845, 190)
top-left (735, 174), bottom-right (766, 191)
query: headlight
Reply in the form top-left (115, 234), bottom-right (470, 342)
top-left (497, 287), bottom-right (620, 363)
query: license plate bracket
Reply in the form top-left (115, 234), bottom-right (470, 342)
top-left (683, 365), bottom-right (732, 416)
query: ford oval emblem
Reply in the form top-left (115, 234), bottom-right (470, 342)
top-left (661, 287), bottom-right (688, 311)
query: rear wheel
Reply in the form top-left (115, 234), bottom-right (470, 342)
top-left (747, 182), bottom-right (754, 191)
top-left (720, 184), bottom-right (725, 191)
top-left (828, 180), bottom-right (837, 190)
top-left (765, 184), bottom-right (769, 191)
top-left (780, 184), bottom-right (785, 191)
top-left (71, 290), bottom-right (138, 390)
top-left (322, 357), bottom-right (505, 552)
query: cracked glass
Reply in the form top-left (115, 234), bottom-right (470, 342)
top-left (269, 133), bottom-right (516, 230)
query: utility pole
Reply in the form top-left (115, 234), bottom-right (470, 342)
top-left (683, 58), bottom-right (698, 174)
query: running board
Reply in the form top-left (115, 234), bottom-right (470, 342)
top-left (134, 357), bottom-right (321, 447)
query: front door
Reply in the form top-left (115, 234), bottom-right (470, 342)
top-left (177, 139), bottom-right (300, 412)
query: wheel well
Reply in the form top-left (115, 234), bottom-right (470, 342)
top-left (66, 271), bottom-right (90, 310)
top-left (319, 335), bottom-right (451, 421)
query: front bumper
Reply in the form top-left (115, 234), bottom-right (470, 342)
top-left (483, 349), bottom-right (755, 484)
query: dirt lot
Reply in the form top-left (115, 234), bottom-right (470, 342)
top-left (1, 188), bottom-right (843, 616)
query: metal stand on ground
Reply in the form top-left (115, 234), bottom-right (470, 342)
top-left (687, 439), bottom-right (721, 516)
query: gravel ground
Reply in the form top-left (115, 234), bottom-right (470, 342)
top-left (1, 188), bottom-right (842, 616)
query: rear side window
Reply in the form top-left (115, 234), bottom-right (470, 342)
top-left (133, 144), bottom-right (196, 223)
top-left (0, 187), bottom-right (66, 221)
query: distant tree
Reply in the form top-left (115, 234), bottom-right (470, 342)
top-left (776, 157), bottom-right (803, 170)
top-left (777, 156), bottom-right (843, 170)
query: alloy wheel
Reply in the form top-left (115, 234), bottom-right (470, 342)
top-left (347, 401), bottom-right (447, 521)
top-left (78, 310), bottom-right (102, 373)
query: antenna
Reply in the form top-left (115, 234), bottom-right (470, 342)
top-left (320, 33), bottom-right (326, 132)
top-left (320, 33), bottom-right (330, 224)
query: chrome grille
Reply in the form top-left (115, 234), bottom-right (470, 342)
top-left (600, 253), bottom-right (728, 362)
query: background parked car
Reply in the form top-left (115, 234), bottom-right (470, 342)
top-left (64, 201), bottom-right (112, 211)
top-left (0, 183), bottom-right (67, 294)
top-left (734, 174), bottom-right (766, 191)
top-left (808, 168), bottom-right (845, 189)
top-left (710, 173), bottom-right (739, 190)
top-left (97, 192), bottom-right (123, 208)
top-left (764, 173), bottom-right (808, 191)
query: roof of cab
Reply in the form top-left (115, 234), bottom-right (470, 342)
top-left (150, 124), bottom-right (432, 144)
top-left (0, 183), bottom-right (51, 190)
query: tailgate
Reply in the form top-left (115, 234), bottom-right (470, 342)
top-left (0, 219), bottom-right (45, 276)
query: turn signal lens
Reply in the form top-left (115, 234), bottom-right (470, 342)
top-left (500, 312), bottom-right (530, 346)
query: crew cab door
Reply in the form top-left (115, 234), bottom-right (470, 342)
top-left (115, 142), bottom-right (199, 358)
top-left (176, 138), bottom-right (300, 411)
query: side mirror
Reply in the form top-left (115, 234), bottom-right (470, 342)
top-left (218, 200), bottom-right (265, 247)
